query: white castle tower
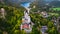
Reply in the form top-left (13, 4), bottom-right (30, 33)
top-left (20, 8), bottom-right (32, 33)
top-left (24, 8), bottom-right (31, 24)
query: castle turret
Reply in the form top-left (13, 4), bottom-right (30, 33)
top-left (20, 8), bottom-right (32, 33)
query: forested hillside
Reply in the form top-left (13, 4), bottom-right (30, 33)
top-left (0, 0), bottom-right (60, 34)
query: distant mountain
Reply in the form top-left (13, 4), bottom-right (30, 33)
top-left (0, 0), bottom-right (3, 2)
top-left (34, 0), bottom-right (47, 6)
top-left (0, 0), bottom-right (4, 4)
top-left (44, 0), bottom-right (54, 3)
top-left (49, 0), bottom-right (60, 7)
top-left (32, 0), bottom-right (53, 7)
top-left (3, 0), bottom-right (35, 7)
top-left (32, 0), bottom-right (60, 7)
top-left (5, 0), bottom-right (35, 3)
top-left (1, 0), bottom-right (60, 7)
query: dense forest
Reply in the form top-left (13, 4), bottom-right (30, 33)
top-left (0, 0), bottom-right (60, 34)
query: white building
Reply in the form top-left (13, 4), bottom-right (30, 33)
top-left (0, 8), bottom-right (5, 18)
top-left (41, 11), bottom-right (49, 18)
top-left (41, 26), bottom-right (48, 34)
top-left (20, 8), bottom-right (32, 33)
